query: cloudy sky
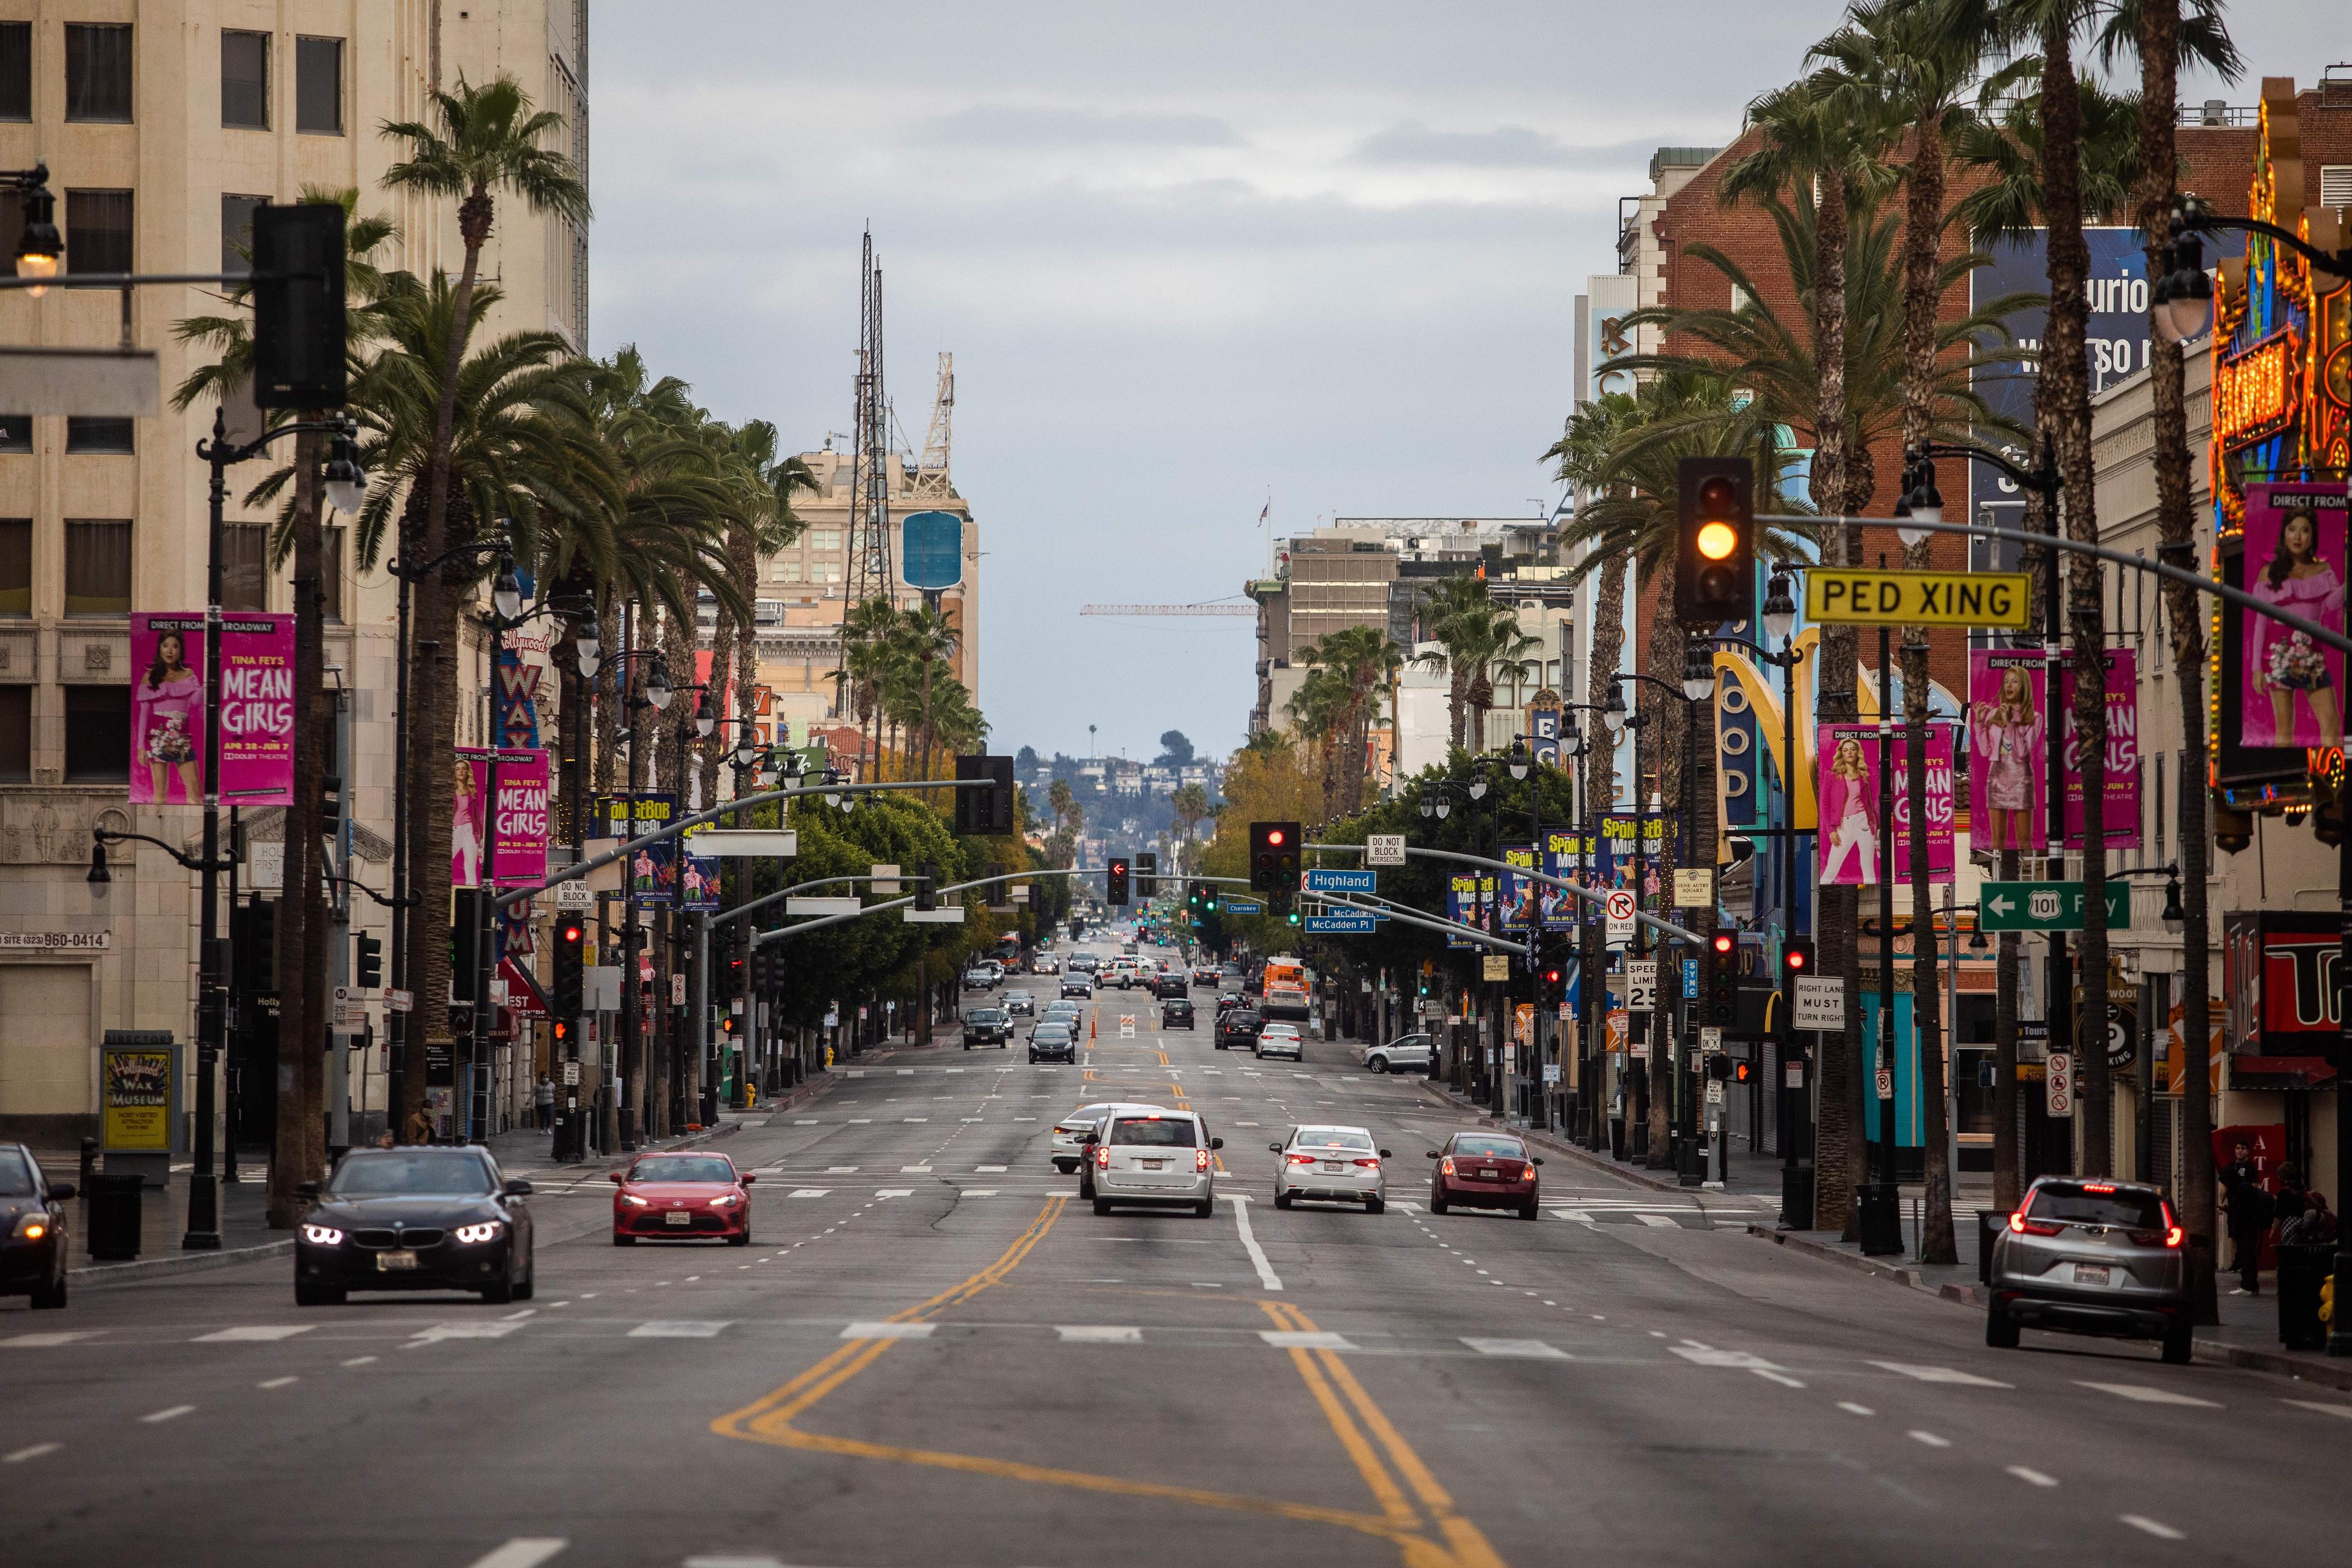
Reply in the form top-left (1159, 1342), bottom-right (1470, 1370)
top-left (590, 0), bottom-right (2325, 766)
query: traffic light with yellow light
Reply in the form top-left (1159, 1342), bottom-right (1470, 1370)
top-left (1676, 456), bottom-right (1754, 627)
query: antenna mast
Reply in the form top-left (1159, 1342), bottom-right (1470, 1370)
top-left (911, 352), bottom-right (955, 498)
top-left (847, 230), bottom-right (895, 609)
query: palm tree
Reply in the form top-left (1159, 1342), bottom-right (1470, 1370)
top-left (1047, 777), bottom-right (1075, 836)
top-left (1411, 575), bottom-right (1500, 751)
top-left (1283, 661), bottom-right (1350, 821)
top-left (888, 603), bottom-right (963, 797)
top-left (1169, 782), bottom-right (1210, 870)
top-left (1301, 625), bottom-right (1405, 817)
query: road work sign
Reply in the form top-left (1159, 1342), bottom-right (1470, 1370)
top-left (1805, 568), bottom-right (2033, 629)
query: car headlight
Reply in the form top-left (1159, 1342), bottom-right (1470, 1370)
top-left (453, 1221), bottom-right (505, 1245)
top-left (619, 1192), bottom-right (650, 1208)
top-left (300, 1223), bottom-right (345, 1246)
top-left (709, 1191), bottom-right (743, 1209)
top-left (13, 1211), bottom-right (52, 1242)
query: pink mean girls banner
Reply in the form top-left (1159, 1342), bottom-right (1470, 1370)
top-left (451, 746), bottom-right (550, 889)
top-left (129, 612), bottom-right (295, 806)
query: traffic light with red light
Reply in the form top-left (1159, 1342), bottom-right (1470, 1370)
top-left (1707, 927), bottom-right (1737, 1027)
top-left (1675, 456), bottom-right (1755, 627)
top-left (1250, 821), bottom-right (1301, 893)
top-left (551, 917), bottom-right (586, 1019)
top-left (1781, 937), bottom-right (1813, 984)
top-left (1107, 858), bottom-right (1131, 907)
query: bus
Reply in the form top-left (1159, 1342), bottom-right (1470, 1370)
top-left (1259, 957), bottom-right (1311, 1021)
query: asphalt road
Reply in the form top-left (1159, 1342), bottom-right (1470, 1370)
top-left (5, 939), bottom-right (2348, 1567)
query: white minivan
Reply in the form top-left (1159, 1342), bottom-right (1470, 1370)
top-left (1085, 1106), bottom-right (1221, 1217)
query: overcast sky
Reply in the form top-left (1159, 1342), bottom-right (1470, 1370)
top-left (590, 0), bottom-right (2329, 767)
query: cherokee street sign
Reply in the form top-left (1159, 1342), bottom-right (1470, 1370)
top-left (1980, 880), bottom-right (2130, 932)
top-left (1804, 568), bottom-right (2034, 628)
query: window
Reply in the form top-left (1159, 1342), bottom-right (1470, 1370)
top-left (64, 23), bottom-right (132, 123)
top-left (64, 519), bottom-right (131, 617)
top-left (223, 523), bottom-right (268, 611)
top-left (0, 417), bottom-right (28, 456)
top-left (0, 685), bottom-right (27, 782)
top-left (66, 190), bottom-right (133, 275)
top-left (2323, 167), bottom-right (2352, 208)
top-left (1108, 1117), bottom-right (1197, 1148)
top-left (222, 194), bottom-right (266, 276)
top-left (0, 518), bottom-right (28, 616)
top-left (221, 31), bottom-right (268, 129)
top-left (66, 417), bottom-right (133, 454)
top-left (64, 685), bottom-right (130, 780)
top-left (812, 529), bottom-right (842, 551)
top-left (322, 526), bottom-right (344, 624)
top-left (0, 22), bottom-right (29, 121)
top-left (780, 560), bottom-right (802, 582)
top-left (295, 37), bottom-right (343, 134)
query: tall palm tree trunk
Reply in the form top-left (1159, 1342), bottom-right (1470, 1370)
top-left (270, 432), bottom-right (328, 1219)
top-left (2041, 10), bottom-right (2113, 1176)
top-left (2136, 0), bottom-right (2217, 1321)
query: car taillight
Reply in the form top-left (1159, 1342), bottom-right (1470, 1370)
top-left (1441, 1157), bottom-right (1456, 1177)
top-left (1196, 1148), bottom-right (1211, 1172)
top-left (2166, 1225), bottom-right (2185, 1248)
top-left (1287, 1152), bottom-right (1317, 1165)
top-left (1352, 1158), bottom-right (1379, 1168)
top-left (2082, 1182), bottom-right (2116, 1193)
top-left (1518, 1164), bottom-right (1537, 1182)
top-left (2008, 1210), bottom-right (2062, 1237)
top-left (1096, 1147), bottom-right (1109, 1169)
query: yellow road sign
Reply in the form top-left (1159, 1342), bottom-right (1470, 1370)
top-left (1804, 568), bottom-right (2033, 628)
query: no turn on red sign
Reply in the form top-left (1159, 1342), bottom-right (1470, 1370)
top-left (1605, 890), bottom-right (1635, 948)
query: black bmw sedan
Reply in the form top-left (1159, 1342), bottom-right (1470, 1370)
top-left (0, 1142), bottom-right (73, 1310)
top-left (293, 1147), bottom-right (534, 1306)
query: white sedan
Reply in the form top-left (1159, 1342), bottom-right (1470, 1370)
top-left (1254, 1023), bottom-right (1303, 1061)
top-left (1272, 1125), bottom-right (1390, 1213)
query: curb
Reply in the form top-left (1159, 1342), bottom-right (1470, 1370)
top-left (1413, 1080), bottom-right (1775, 1201)
top-left (71, 1238), bottom-right (294, 1287)
top-left (1746, 1222), bottom-right (2352, 1393)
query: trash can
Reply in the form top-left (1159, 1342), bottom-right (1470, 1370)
top-left (2277, 1243), bottom-right (2334, 1351)
top-left (1856, 1181), bottom-right (1904, 1257)
top-left (1978, 1210), bottom-right (2009, 1284)
top-left (84, 1171), bottom-right (145, 1262)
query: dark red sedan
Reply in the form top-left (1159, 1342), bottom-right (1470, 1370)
top-left (1427, 1132), bottom-right (1544, 1219)
top-left (610, 1153), bottom-right (756, 1246)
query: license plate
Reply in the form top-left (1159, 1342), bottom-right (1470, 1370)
top-left (666, 1211), bottom-right (693, 1226)
top-left (376, 1251), bottom-right (418, 1271)
top-left (1324, 1161), bottom-right (1345, 1173)
top-left (1476, 1169), bottom-right (1498, 1179)
top-left (1141, 1159), bottom-right (1166, 1170)
top-left (2074, 1264), bottom-right (2111, 1286)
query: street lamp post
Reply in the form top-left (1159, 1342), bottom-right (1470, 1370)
top-left (599, 646), bottom-right (673, 1149)
top-left (464, 551), bottom-right (526, 1145)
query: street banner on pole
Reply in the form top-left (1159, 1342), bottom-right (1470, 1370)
top-left (2238, 483), bottom-right (2348, 747)
top-left (1499, 845), bottom-right (1538, 930)
top-left (1814, 722), bottom-right (1953, 885)
top-left (1967, 648), bottom-right (2049, 854)
top-left (1540, 830), bottom-right (1588, 931)
top-left (458, 747), bottom-right (549, 888)
top-left (680, 823), bottom-right (720, 911)
top-left (590, 793), bottom-right (679, 903)
top-left (2059, 647), bottom-right (2141, 850)
top-left (129, 611), bottom-right (296, 805)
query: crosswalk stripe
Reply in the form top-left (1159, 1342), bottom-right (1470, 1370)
top-left (788, 1189), bottom-right (830, 1198)
top-left (1461, 1338), bottom-right (1567, 1359)
top-left (464, 1540), bottom-right (568, 1568)
top-left (3, 1332), bottom-right (99, 1348)
top-left (628, 1321), bottom-right (731, 1338)
top-left (411, 1322), bottom-right (525, 1341)
top-left (1636, 1214), bottom-right (1677, 1228)
top-left (194, 1325), bottom-right (314, 1343)
top-left (2078, 1381), bottom-right (2220, 1408)
top-left (1872, 1361), bottom-right (2011, 1388)
top-left (842, 1321), bottom-right (934, 1340)
top-left (1056, 1325), bottom-right (1142, 1343)
top-left (1259, 1330), bottom-right (1354, 1351)
top-left (874, 1189), bottom-right (914, 1198)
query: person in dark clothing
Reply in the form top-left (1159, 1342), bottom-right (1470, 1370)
top-left (2274, 1163), bottom-right (2312, 1229)
top-left (2283, 1191), bottom-right (2339, 1247)
top-left (2220, 1141), bottom-right (2271, 1295)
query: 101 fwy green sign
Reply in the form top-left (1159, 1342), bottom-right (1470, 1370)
top-left (1806, 568), bottom-right (2034, 628)
top-left (1980, 880), bottom-right (2131, 932)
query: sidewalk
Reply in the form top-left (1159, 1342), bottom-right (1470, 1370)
top-left (15, 1155), bottom-right (289, 1284)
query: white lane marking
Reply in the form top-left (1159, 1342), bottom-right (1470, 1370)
top-left (2119, 1515), bottom-right (2186, 1541)
top-left (628, 1321), bottom-right (732, 1338)
top-left (975, 1165), bottom-right (1008, 1172)
top-left (410, 1322), bottom-right (525, 1341)
top-left (874, 1189), bottom-right (914, 1199)
top-left (2077, 1381), bottom-right (2220, 1408)
top-left (902, 1118), bottom-right (929, 1125)
top-left (1260, 1330), bottom-right (1354, 1351)
top-left (2007, 1465), bottom-right (2059, 1487)
top-left (257, 1376), bottom-right (299, 1389)
top-left (466, 1540), bottom-right (570, 1568)
top-left (842, 1321), bottom-right (934, 1340)
top-left (1224, 1194), bottom-right (1283, 1292)
top-left (1636, 1214), bottom-right (1677, 1229)
top-left (1550, 1210), bottom-right (1596, 1224)
top-left (196, 1325), bottom-right (317, 1343)
top-left (341, 1356), bottom-right (378, 1367)
top-left (1056, 1325), bottom-right (1144, 1343)
top-left (1753, 1370), bottom-right (1807, 1388)
top-left (896, 1068), bottom-right (914, 1076)
top-left (2284, 1399), bottom-right (2352, 1420)
top-left (963, 1189), bottom-right (999, 1197)
top-left (1461, 1338), bottom-right (1567, 1359)
top-left (1838, 1402), bottom-right (1875, 1416)
top-left (4, 1332), bottom-right (99, 1348)
top-left (1907, 1430), bottom-right (1951, 1448)
top-left (1668, 1347), bottom-right (1784, 1370)
top-left (899, 1166), bottom-right (934, 1174)
top-left (5, 1443), bottom-right (62, 1463)
top-left (140, 1405), bottom-right (195, 1424)
top-left (826, 1166), bottom-right (860, 1173)
top-left (847, 1120), bottom-right (873, 1125)
top-left (1871, 1361), bottom-right (2012, 1388)
top-left (789, 1189), bottom-right (831, 1199)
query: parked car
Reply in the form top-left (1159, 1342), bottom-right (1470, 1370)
top-left (1254, 1022), bottom-right (1303, 1061)
top-left (1215, 1008), bottom-right (1264, 1051)
top-left (1425, 1131), bottom-right (1543, 1219)
top-left (1084, 1106), bottom-right (1221, 1217)
top-left (1161, 997), bottom-right (1196, 1030)
top-left (963, 1006), bottom-right (1012, 1050)
top-left (293, 1146), bottom-right (537, 1305)
top-left (611, 1153), bottom-right (755, 1246)
top-left (0, 1142), bottom-right (72, 1310)
top-left (1272, 1125), bottom-right (1390, 1213)
top-left (1363, 1033), bottom-right (1438, 1075)
top-left (1986, 1177), bottom-right (2192, 1362)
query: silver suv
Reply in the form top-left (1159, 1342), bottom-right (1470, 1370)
top-left (1986, 1177), bottom-right (2192, 1363)
top-left (1085, 1106), bottom-right (1221, 1218)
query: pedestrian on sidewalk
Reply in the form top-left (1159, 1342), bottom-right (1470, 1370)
top-left (402, 1106), bottom-right (434, 1147)
top-left (2220, 1140), bottom-right (2272, 1295)
top-left (533, 1074), bottom-right (555, 1132)
top-left (2274, 1162), bottom-right (2312, 1229)
top-left (2283, 1191), bottom-right (2338, 1247)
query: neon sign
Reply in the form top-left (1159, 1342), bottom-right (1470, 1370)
top-left (2215, 331), bottom-right (2296, 449)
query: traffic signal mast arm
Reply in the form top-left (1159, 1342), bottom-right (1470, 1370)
top-left (1310, 891), bottom-right (1523, 953)
top-left (1306, 841), bottom-right (1710, 946)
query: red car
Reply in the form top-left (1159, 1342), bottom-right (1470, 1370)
top-left (610, 1153), bottom-right (756, 1245)
top-left (1426, 1131), bottom-right (1544, 1219)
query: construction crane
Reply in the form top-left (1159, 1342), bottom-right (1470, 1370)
top-left (1079, 603), bottom-right (1255, 617)
top-left (909, 352), bottom-right (954, 498)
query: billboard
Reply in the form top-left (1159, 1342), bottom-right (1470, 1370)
top-left (2223, 911), bottom-right (2343, 1058)
top-left (900, 510), bottom-right (965, 592)
top-left (129, 612), bottom-right (295, 806)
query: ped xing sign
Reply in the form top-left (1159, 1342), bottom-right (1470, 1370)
top-left (1805, 568), bottom-right (2033, 628)
top-left (1980, 880), bottom-right (2130, 932)
top-left (1303, 913), bottom-right (1379, 934)
top-left (1305, 869), bottom-right (1377, 894)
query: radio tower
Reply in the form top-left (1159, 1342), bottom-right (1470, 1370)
top-left (846, 230), bottom-right (895, 611)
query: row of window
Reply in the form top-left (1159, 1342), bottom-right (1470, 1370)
top-left (0, 23), bottom-right (344, 133)
top-left (1, 415), bottom-right (134, 453)
top-left (0, 519), bottom-right (346, 619)
top-left (0, 682), bottom-right (126, 783)
top-left (0, 190), bottom-right (330, 294)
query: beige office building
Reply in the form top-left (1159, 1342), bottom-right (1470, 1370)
top-left (0, 1), bottom-right (589, 1141)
